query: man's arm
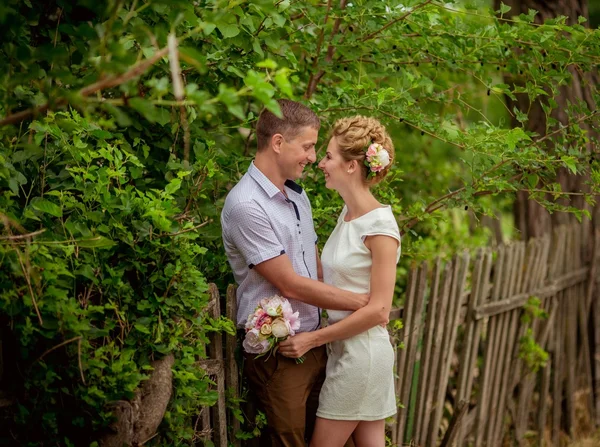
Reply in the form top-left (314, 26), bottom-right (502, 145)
top-left (279, 235), bottom-right (398, 358)
top-left (253, 254), bottom-right (367, 311)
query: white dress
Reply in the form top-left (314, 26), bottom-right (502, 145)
top-left (316, 205), bottom-right (401, 421)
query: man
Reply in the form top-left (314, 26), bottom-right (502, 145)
top-left (221, 99), bottom-right (367, 446)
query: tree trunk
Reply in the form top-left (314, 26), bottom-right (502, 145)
top-left (495, 0), bottom-right (599, 240)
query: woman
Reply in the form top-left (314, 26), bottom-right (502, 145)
top-left (279, 116), bottom-right (401, 447)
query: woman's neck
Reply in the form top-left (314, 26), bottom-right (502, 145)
top-left (338, 185), bottom-right (381, 220)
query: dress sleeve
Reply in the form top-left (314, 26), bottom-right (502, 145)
top-left (360, 212), bottom-right (402, 249)
top-left (225, 201), bottom-right (286, 268)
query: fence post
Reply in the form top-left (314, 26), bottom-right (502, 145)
top-left (203, 284), bottom-right (228, 447)
top-left (225, 284), bottom-right (241, 446)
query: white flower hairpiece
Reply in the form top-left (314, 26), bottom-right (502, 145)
top-left (364, 143), bottom-right (391, 177)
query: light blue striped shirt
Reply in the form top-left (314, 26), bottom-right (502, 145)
top-left (221, 162), bottom-right (320, 332)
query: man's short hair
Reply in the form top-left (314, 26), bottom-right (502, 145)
top-left (256, 99), bottom-right (320, 151)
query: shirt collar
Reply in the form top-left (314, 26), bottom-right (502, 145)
top-left (248, 162), bottom-right (303, 198)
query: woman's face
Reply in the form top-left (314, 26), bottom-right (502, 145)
top-left (318, 136), bottom-right (350, 190)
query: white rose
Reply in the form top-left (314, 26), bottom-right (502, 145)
top-left (377, 149), bottom-right (390, 168)
top-left (271, 318), bottom-right (290, 338)
top-left (260, 324), bottom-right (272, 336)
top-left (243, 328), bottom-right (270, 354)
top-left (266, 306), bottom-right (280, 317)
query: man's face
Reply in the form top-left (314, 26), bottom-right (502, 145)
top-left (278, 126), bottom-right (318, 180)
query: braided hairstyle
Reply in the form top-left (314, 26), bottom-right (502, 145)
top-left (331, 116), bottom-right (395, 186)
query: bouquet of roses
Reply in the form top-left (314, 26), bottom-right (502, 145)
top-left (243, 295), bottom-right (304, 363)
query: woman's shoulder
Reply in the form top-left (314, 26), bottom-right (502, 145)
top-left (363, 206), bottom-right (400, 236)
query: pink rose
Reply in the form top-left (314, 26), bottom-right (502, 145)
top-left (255, 313), bottom-right (273, 329)
top-left (366, 144), bottom-right (378, 157)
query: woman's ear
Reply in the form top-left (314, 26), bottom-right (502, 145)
top-left (347, 159), bottom-right (358, 174)
top-left (272, 133), bottom-right (284, 154)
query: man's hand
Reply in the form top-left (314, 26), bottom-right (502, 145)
top-left (348, 293), bottom-right (369, 311)
top-left (279, 332), bottom-right (317, 359)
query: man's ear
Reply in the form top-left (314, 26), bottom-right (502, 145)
top-left (272, 133), bottom-right (284, 154)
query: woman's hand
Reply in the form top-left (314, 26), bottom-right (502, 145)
top-left (279, 332), bottom-right (318, 359)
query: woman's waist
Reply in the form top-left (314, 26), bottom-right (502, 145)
top-left (326, 323), bottom-right (390, 339)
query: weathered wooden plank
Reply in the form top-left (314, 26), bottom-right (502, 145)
top-left (208, 284), bottom-right (228, 447)
top-left (393, 265), bottom-right (418, 445)
top-left (486, 244), bottom-right (516, 447)
top-left (473, 266), bottom-right (589, 319)
top-left (432, 252), bottom-right (470, 445)
top-left (509, 237), bottom-right (542, 393)
top-left (423, 261), bottom-right (453, 445)
top-left (395, 265), bottom-right (418, 407)
top-left (200, 405), bottom-right (212, 443)
top-left (594, 227), bottom-right (600, 427)
top-left (493, 242), bottom-right (526, 445)
top-left (538, 355), bottom-right (552, 446)
top-left (396, 263), bottom-right (427, 444)
top-left (414, 258), bottom-right (442, 445)
top-left (432, 257), bottom-right (463, 445)
top-left (564, 231), bottom-right (577, 436)
top-left (225, 284), bottom-right (240, 447)
top-left (474, 245), bottom-right (506, 447)
top-left (197, 358), bottom-right (223, 375)
top-left (549, 227), bottom-right (567, 447)
top-left (440, 400), bottom-right (468, 447)
top-left (552, 296), bottom-right (565, 447)
top-left (456, 248), bottom-right (492, 446)
top-left (595, 279), bottom-right (600, 428)
top-left (516, 238), bottom-right (552, 444)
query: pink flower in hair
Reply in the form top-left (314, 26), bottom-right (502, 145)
top-left (366, 143), bottom-right (379, 158)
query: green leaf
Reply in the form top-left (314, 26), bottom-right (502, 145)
top-left (499, 2), bottom-right (511, 14)
top-left (217, 24), bottom-right (240, 38)
top-left (77, 236), bottom-right (117, 249)
top-left (31, 198), bottom-right (62, 217)
top-left (274, 70), bottom-right (293, 97)
top-left (526, 174), bottom-right (539, 189)
top-left (271, 13), bottom-right (286, 27)
top-left (91, 129), bottom-right (113, 139)
top-left (252, 39), bottom-right (264, 57)
top-left (505, 127), bottom-right (530, 150)
top-left (179, 47), bottom-right (207, 70)
top-left (257, 59), bottom-right (277, 69)
top-left (202, 22), bottom-right (216, 36)
top-left (129, 98), bottom-right (170, 125)
top-left (134, 322), bottom-right (152, 334)
top-left (165, 178), bottom-right (182, 195)
top-left (562, 156), bottom-right (577, 174)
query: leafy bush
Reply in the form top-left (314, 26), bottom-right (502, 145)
top-left (1, 0), bottom-right (599, 444)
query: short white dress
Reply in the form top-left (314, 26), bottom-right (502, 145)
top-left (316, 205), bottom-right (401, 421)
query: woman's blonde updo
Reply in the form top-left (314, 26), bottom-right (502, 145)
top-left (331, 115), bottom-right (395, 186)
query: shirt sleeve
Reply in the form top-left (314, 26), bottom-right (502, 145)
top-left (225, 201), bottom-right (286, 268)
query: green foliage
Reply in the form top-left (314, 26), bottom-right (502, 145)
top-left (518, 297), bottom-right (550, 373)
top-left (0, 0), bottom-right (599, 444)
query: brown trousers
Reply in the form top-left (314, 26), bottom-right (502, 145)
top-left (243, 346), bottom-right (327, 447)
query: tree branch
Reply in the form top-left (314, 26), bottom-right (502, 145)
top-left (361, 0), bottom-right (433, 42)
top-left (0, 47), bottom-right (169, 127)
top-left (0, 229), bottom-right (46, 240)
top-left (305, 0), bottom-right (347, 99)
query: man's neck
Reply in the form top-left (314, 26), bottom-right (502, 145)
top-left (254, 154), bottom-right (286, 192)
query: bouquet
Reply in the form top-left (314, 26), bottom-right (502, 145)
top-left (243, 295), bottom-right (304, 363)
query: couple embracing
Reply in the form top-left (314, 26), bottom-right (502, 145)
top-left (221, 99), bottom-right (401, 447)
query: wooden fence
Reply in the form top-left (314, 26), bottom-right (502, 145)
top-left (199, 223), bottom-right (600, 446)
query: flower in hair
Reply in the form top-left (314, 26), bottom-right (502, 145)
top-left (365, 143), bottom-right (391, 176)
